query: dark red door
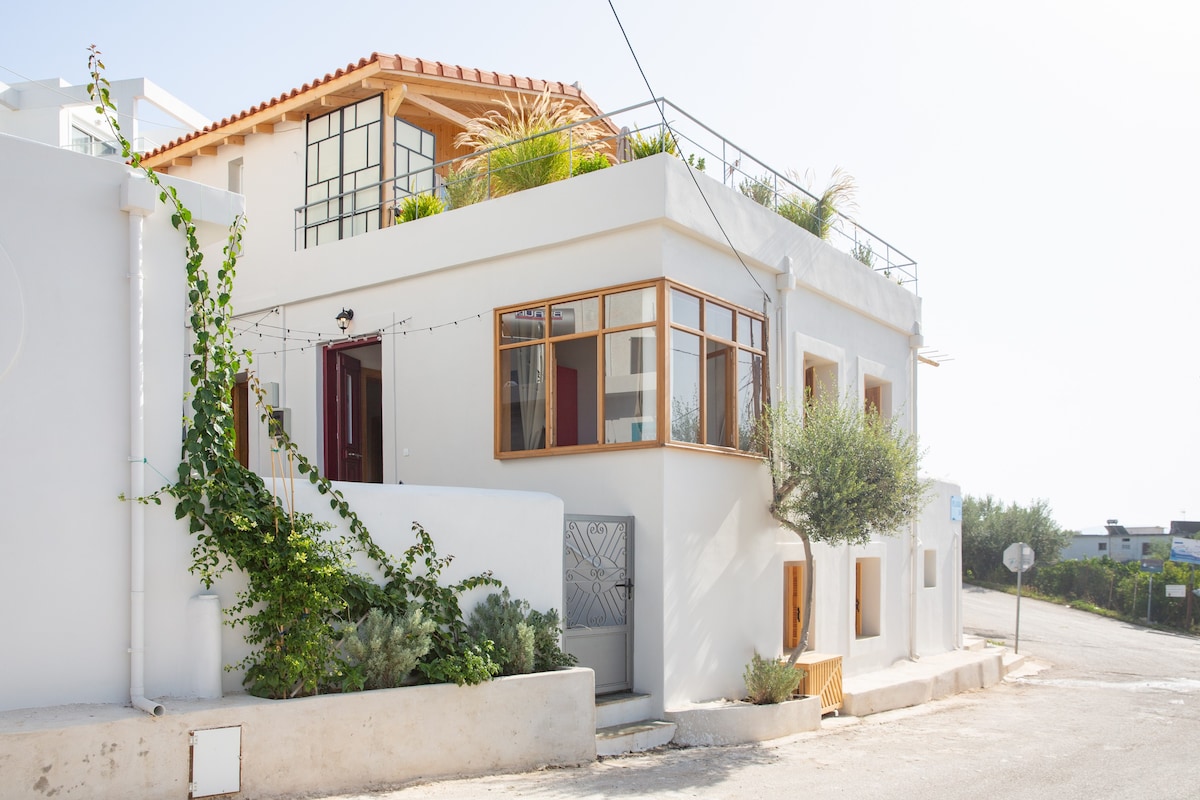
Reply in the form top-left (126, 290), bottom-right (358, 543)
top-left (324, 347), bottom-right (364, 481)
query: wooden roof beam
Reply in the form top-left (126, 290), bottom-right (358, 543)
top-left (400, 87), bottom-right (471, 128)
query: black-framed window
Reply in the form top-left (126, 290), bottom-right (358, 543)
top-left (393, 117), bottom-right (436, 203)
top-left (304, 96), bottom-right (383, 247)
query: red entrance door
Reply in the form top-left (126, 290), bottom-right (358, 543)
top-left (324, 346), bottom-right (364, 481)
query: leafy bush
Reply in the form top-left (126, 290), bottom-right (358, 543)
top-left (343, 608), bottom-right (435, 690)
top-left (572, 151), bottom-right (611, 176)
top-left (416, 641), bottom-right (502, 686)
top-left (527, 608), bottom-right (577, 671)
top-left (467, 589), bottom-right (576, 675)
top-left (743, 652), bottom-right (804, 704)
top-left (395, 193), bottom-right (445, 223)
top-left (343, 523), bottom-right (502, 684)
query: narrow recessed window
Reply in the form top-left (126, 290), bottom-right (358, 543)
top-left (923, 549), bottom-right (937, 588)
top-left (855, 558), bottom-right (881, 638)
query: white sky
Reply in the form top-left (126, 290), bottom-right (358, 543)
top-left (3, 0), bottom-right (1197, 532)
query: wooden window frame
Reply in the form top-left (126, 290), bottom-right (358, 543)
top-left (494, 278), bottom-right (767, 459)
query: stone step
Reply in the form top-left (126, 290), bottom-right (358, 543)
top-left (595, 719), bottom-right (676, 756)
top-left (595, 691), bottom-right (653, 729)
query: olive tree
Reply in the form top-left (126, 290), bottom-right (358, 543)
top-left (758, 396), bottom-right (927, 661)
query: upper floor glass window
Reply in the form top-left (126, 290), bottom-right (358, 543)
top-left (304, 96), bottom-right (383, 247)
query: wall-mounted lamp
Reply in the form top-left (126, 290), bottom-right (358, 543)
top-left (335, 308), bottom-right (354, 332)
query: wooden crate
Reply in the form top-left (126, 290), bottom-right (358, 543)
top-left (792, 653), bottom-right (843, 715)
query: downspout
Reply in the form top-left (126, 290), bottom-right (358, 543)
top-left (775, 256), bottom-right (796, 402)
top-left (124, 175), bottom-right (165, 716)
top-left (908, 323), bottom-right (923, 661)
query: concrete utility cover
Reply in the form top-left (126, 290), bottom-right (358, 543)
top-left (1003, 543), bottom-right (1035, 573)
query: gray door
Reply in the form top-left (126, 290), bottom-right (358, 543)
top-left (563, 515), bottom-right (633, 694)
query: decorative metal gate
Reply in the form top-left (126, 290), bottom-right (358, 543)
top-left (563, 515), bottom-right (633, 694)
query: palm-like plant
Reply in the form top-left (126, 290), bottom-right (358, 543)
top-left (454, 90), bottom-right (606, 196)
top-left (779, 168), bottom-right (857, 240)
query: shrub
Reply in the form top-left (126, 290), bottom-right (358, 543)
top-left (629, 128), bottom-right (676, 159)
top-left (467, 589), bottom-right (576, 675)
top-left (739, 173), bottom-right (776, 206)
top-left (572, 151), bottom-right (611, 176)
top-left (343, 607), bottom-right (435, 690)
top-left (455, 90), bottom-right (606, 196)
top-left (444, 164), bottom-right (489, 208)
top-left (743, 652), bottom-right (804, 704)
top-left (417, 641), bottom-right (502, 686)
top-left (852, 241), bottom-right (875, 268)
top-left (527, 608), bottom-right (578, 671)
top-left (394, 193), bottom-right (445, 223)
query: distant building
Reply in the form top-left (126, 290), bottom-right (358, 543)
top-left (1061, 524), bottom-right (1171, 562)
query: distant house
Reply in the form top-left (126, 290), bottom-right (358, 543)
top-left (1060, 525), bottom-right (1171, 562)
top-left (137, 52), bottom-right (962, 716)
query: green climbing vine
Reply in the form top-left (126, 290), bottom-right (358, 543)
top-left (89, 47), bottom-right (498, 698)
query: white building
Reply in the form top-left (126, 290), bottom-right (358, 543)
top-left (1, 52), bottom-right (963, 726)
top-left (139, 53), bottom-right (963, 715)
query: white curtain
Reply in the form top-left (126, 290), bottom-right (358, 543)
top-left (515, 345), bottom-right (545, 450)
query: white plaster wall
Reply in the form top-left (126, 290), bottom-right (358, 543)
top-left (0, 668), bottom-right (595, 800)
top-left (0, 135), bottom-right (202, 711)
top-left (168, 123), bottom-right (305, 272)
top-left (284, 481), bottom-right (566, 616)
top-left (915, 480), bottom-right (964, 655)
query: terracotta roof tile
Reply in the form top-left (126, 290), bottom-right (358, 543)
top-left (143, 52), bottom-right (601, 163)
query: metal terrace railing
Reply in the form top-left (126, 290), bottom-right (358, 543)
top-left (293, 98), bottom-right (918, 290)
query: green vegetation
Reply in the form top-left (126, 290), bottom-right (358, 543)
top-left (743, 652), bottom-right (804, 704)
top-left (343, 608), bottom-right (435, 690)
top-left (394, 193), bottom-right (445, 222)
top-left (571, 151), bottom-right (612, 176)
top-left (960, 495), bottom-right (1073, 584)
top-left (455, 89), bottom-right (606, 196)
top-left (444, 164), bottom-right (490, 209)
top-left (757, 396), bottom-right (927, 659)
top-left (466, 589), bottom-right (577, 676)
top-left (778, 168), bottom-right (857, 240)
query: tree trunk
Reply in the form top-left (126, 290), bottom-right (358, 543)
top-left (786, 532), bottom-right (815, 666)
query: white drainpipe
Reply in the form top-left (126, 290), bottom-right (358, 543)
top-left (908, 324), bottom-right (923, 661)
top-left (124, 176), bottom-right (165, 716)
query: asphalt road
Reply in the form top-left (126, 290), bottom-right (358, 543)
top-left (317, 586), bottom-right (1200, 800)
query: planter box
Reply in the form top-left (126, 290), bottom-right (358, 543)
top-left (665, 694), bottom-right (821, 746)
top-left (792, 652), bottom-right (843, 715)
top-left (0, 668), bottom-right (596, 800)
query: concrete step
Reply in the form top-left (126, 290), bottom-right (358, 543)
top-left (1002, 651), bottom-right (1028, 675)
top-left (840, 648), bottom-right (1005, 718)
top-left (595, 691), bottom-right (653, 729)
top-left (595, 719), bottom-right (676, 756)
top-left (962, 634), bottom-right (989, 652)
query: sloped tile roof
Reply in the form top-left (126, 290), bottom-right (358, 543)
top-left (143, 52), bottom-right (606, 166)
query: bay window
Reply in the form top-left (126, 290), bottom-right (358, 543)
top-left (496, 280), bottom-right (766, 457)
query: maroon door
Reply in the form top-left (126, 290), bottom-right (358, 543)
top-left (324, 347), bottom-right (364, 481)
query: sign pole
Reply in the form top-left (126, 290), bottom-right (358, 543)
top-left (1003, 542), bottom-right (1034, 655)
top-left (1015, 555), bottom-right (1022, 654)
